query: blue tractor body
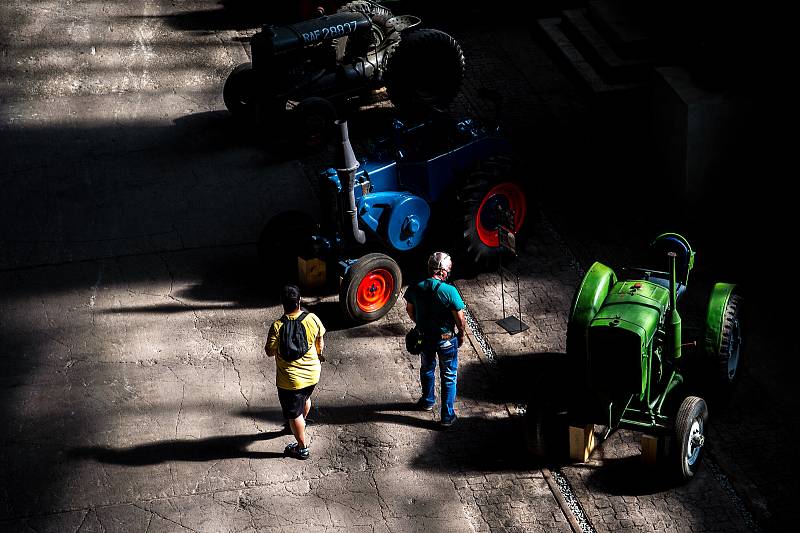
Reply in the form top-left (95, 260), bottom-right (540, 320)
top-left (263, 117), bottom-right (526, 324)
top-left (320, 119), bottom-right (511, 254)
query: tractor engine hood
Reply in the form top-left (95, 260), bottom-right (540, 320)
top-left (587, 280), bottom-right (669, 399)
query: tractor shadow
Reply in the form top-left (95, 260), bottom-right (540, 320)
top-left (579, 454), bottom-right (679, 496)
top-left (419, 352), bottom-right (580, 472)
top-left (172, 110), bottom-right (334, 164)
top-left (100, 247), bottom-right (281, 315)
top-left (125, 1), bottom-right (318, 33)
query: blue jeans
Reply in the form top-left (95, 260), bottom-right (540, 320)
top-left (420, 338), bottom-right (459, 422)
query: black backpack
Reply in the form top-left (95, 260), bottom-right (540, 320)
top-left (279, 312), bottom-right (310, 361)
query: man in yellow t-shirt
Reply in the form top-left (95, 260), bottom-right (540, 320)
top-left (265, 284), bottom-right (325, 460)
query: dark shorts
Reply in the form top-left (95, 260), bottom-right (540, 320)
top-left (277, 384), bottom-right (316, 419)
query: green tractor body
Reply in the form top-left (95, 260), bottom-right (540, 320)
top-left (544, 233), bottom-right (743, 480)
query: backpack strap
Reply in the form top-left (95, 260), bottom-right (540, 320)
top-left (281, 312), bottom-right (308, 323)
top-left (431, 280), bottom-right (443, 296)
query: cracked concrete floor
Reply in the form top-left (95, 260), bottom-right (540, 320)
top-left (0, 246), bottom-right (570, 532)
top-left (0, 0), bottom-right (568, 530)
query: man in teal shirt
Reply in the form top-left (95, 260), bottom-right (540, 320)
top-left (404, 252), bottom-right (467, 427)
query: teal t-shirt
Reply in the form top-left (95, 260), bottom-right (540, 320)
top-left (404, 278), bottom-right (465, 336)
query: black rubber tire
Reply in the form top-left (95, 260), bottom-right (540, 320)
top-left (290, 97), bottom-right (338, 148)
top-left (223, 62), bottom-right (257, 117)
top-left (457, 156), bottom-right (528, 268)
top-left (673, 396), bottom-right (708, 481)
top-left (336, 1), bottom-right (394, 60)
top-left (339, 253), bottom-right (402, 323)
top-left (384, 28), bottom-right (464, 113)
top-left (715, 294), bottom-right (743, 387)
top-left (258, 211), bottom-right (318, 288)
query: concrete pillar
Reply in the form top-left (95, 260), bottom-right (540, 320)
top-left (652, 66), bottom-right (742, 202)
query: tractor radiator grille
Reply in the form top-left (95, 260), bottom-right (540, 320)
top-left (587, 327), bottom-right (642, 398)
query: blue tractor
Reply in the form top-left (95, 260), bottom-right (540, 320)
top-left (261, 117), bottom-right (529, 322)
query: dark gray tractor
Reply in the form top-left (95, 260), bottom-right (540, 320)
top-left (223, 1), bottom-right (465, 145)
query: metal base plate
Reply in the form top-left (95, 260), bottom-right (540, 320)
top-left (496, 316), bottom-right (529, 335)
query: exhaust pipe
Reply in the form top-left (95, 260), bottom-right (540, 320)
top-left (668, 251), bottom-right (682, 360)
top-left (335, 120), bottom-right (366, 245)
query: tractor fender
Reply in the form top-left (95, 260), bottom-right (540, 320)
top-left (703, 282), bottom-right (737, 358)
top-left (567, 262), bottom-right (617, 357)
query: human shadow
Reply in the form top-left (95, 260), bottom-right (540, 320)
top-left (68, 430), bottom-right (287, 465)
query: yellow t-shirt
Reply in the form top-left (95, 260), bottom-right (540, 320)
top-left (267, 310), bottom-right (325, 390)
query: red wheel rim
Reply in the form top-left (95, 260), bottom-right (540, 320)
top-left (475, 182), bottom-right (527, 247)
top-left (356, 268), bottom-right (395, 313)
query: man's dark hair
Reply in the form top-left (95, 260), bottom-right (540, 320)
top-left (281, 284), bottom-right (301, 313)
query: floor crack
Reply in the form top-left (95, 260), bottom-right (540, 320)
top-left (132, 504), bottom-right (198, 532)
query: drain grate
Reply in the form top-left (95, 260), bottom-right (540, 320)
top-left (463, 306), bottom-right (496, 363)
top-left (549, 469), bottom-right (596, 533)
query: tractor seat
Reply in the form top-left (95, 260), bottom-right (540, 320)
top-left (647, 276), bottom-right (686, 301)
top-left (624, 267), bottom-right (687, 301)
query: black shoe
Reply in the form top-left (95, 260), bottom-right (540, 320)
top-left (440, 414), bottom-right (457, 427)
top-left (415, 399), bottom-right (434, 411)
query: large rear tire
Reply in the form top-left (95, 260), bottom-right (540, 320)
top-left (336, 1), bottom-right (394, 60)
top-left (384, 28), bottom-right (464, 113)
top-left (716, 293), bottom-right (743, 386)
top-left (457, 157), bottom-right (528, 267)
top-left (340, 253), bottom-right (402, 323)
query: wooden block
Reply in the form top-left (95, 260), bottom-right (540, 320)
top-left (641, 434), bottom-right (660, 466)
top-left (298, 257), bottom-right (326, 290)
top-left (569, 425), bottom-right (595, 462)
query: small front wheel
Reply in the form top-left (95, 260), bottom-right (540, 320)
top-left (340, 253), bottom-right (402, 323)
top-left (223, 63), bottom-right (257, 117)
top-left (673, 396), bottom-right (708, 481)
top-left (290, 97), bottom-right (337, 149)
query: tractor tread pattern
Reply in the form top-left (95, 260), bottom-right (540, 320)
top-left (336, 1), bottom-right (393, 60)
top-left (458, 157), bottom-right (519, 266)
top-left (717, 293), bottom-right (742, 382)
top-left (384, 28), bottom-right (464, 112)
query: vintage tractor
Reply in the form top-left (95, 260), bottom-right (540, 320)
top-left (223, 1), bottom-right (464, 144)
top-left (261, 117), bottom-right (528, 323)
top-left (527, 233), bottom-right (743, 481)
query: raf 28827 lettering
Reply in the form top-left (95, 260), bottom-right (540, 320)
top-left (301, 22), bottom-right (358, 44)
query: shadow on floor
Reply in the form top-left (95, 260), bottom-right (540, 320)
top-left (69, 431), bottom-right (287, 465)
top-left (244, 402), bottom-right (442, 432)
top-left (580, 454), bottom-right (678, 496)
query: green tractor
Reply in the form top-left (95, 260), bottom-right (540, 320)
top-left (528, 233), bottom-right (743, 481)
